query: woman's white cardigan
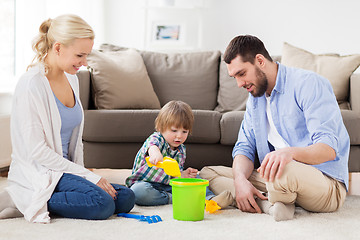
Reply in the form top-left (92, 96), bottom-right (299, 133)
top-left (6, 65), bottom-right (101, 223)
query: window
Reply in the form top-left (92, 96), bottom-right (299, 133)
top-left (0, 0), bottom-right (104, 91)
top-left (0, 0), bottom-right (15, 90)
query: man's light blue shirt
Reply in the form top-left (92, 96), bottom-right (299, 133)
top-left (232, 63), bottom-right (350, 190)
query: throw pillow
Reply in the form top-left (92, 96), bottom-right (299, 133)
top-left (281, 42), bottom-right (360, 105)
top-left (214, 57), bottom-right (248, 112)
top-left (87, 49), bottom-right (161, 109)
top-left (140, 50), bottom-right (221, 110)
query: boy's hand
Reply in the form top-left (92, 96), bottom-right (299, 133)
top-left (148, 145), bottom-right (163, 166)
top-left (181, 167), bottom-right (198, 178)
top-left (148, 154), bottom-right (163, 166)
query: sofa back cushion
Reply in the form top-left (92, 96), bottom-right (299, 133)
top-left (87, 49), bottom-right (161, 109)
top-left (141, 51), bottom-right (221, 110)
top-left (214, 56), bottom-right (249, 112)
top-left (83, 109), bottom-right (221, 144)
top-left (214, 55), bottom-right (281, 113)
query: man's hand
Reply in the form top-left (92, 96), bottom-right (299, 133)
top-left (181, 167), bottom-right (198, 178)
top-left (97, 177), bottom-right (117, 199)
top-left (258, 147), bottom-right (293, 182)
top-left (234, 176), bottom-right (267, 213)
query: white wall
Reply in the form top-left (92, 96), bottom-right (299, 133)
top-left (103, 0), bottom-right (146, 49)
top-left (104, 0), bottom-right (360, 55)
top-left (203, 0), bottom-right (360, 55)
top-left (12, 0), bottom-right (360, 74)
top-left (8, 0), bottom-right (360, 79)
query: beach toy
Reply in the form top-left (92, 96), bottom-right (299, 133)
top-left (145, 156), bottom-right (181, 177)
top-left (117, 213), bottom-right (162, 224)
top-left (169, 178), bottom-right (209, 221)
top-left (205, 199), bottom-right (221, 213)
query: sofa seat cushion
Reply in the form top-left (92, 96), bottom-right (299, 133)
top-left (341, 110), bottom-right (360, 145)
top-left (141, 51), bottom-right (221, 110)
top-left (220, 111), bottom-right (245, 145)
top-left (83, 109), bottom-right (159, 142)
top-left (219, 110), bottom-right (360, 146)
top-left (186, 110), bottom-right (221, 144)
top-left (83, 110), bottom-right (221, 144)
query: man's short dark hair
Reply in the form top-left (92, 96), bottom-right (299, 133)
top-left (223, 35), bottom-right (273, 64)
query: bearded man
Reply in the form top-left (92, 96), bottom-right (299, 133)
top-left (200, 35), bottom-right (349, 221)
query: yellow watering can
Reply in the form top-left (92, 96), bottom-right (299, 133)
top-left (145, 156), bottom-right (181, 177)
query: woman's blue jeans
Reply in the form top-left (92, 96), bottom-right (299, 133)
top-left (48, 173), bottom-right (135, 220)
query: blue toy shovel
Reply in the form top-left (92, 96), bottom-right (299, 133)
top-left (117, 213), bottom-right (162, 224)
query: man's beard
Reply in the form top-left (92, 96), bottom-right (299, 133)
top-left (251, 66), bottom-right (268, 97)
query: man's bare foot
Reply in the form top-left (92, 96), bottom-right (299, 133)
top-left (256, 198), bottom-right (295, 221)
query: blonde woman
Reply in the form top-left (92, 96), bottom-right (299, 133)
top-left (0, 14), bottom-right (134, 223)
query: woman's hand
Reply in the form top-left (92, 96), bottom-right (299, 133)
top-left (181, 167), bottom-right (198, 178)
top-left (96, 177), bottom-right (117, 199)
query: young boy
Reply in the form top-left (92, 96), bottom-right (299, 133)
top-left (125, 100), bottom-right (198, 206)
top-left (126, 100), bottom-right (234, 208)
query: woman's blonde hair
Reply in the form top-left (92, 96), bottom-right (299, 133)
top-left (155, 100), bottom-right (194, 134)
top-left (28, 14), bottom-right (95, 73)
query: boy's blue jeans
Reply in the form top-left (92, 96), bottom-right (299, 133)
top-left (130, 182), bottom-right (172, 206)
top-left (130, 177), bottom-right (215, 206)
top-left (48, 173), bottom-right (135, 220)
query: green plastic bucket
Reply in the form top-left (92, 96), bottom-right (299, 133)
top-left (170, 178), bottom-right (209, 221)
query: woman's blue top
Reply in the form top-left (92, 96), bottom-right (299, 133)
top-left (53, 92), bottom-right (82, 160)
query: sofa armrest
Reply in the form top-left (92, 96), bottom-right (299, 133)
top-left (77, 70), bottom-right (92, 110)
top-left (350, 73), bottom-right (360, 112)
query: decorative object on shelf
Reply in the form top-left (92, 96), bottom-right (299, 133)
top-left (155, 24), bottom-right (180, 41)
top-left (143, 0), bottom-right (204, 51)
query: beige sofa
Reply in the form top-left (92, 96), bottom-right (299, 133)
top-left (77, 43), bottom-right (360, 173)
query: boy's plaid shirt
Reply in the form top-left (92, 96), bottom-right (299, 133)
top-left (125, 132), bottom-right (186, 187)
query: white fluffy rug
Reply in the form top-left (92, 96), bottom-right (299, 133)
top-left (1, 177), bottom-right (359, 240)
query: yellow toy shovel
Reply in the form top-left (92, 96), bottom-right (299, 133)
top-left (145, 156), bottom-right (181, 177)
top-left (205, 200), bottom-right (221, 213)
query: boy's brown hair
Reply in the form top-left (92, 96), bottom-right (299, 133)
top-left (155, 100), bottom-right (194, 134)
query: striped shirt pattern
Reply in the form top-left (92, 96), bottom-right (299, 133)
top-left (125, 132), bottom-right (186, 187)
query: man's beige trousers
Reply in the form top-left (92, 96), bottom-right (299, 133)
top-left (199, 160), bottom-right (346, 212)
